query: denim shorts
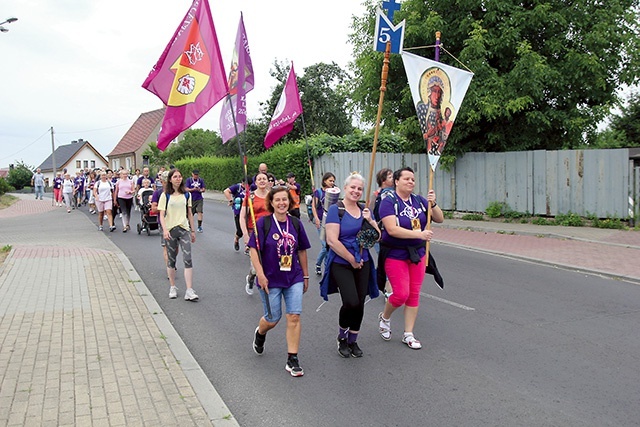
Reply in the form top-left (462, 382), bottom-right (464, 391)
top-left (259, 282), bottom-right (304, 323)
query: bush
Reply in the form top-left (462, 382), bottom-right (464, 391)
top-left (532, 217), bottom-right (556, 225)
top-left (555, 212), bottom-right (584, 227)
top-left (486, 201), bottom-right (508, 218)
top-left (461, 213), bottom-right (484, 221)
top-left (6, 166), bottom-right (32, 190)
top-left (0, 177), bottom-right (13, 195)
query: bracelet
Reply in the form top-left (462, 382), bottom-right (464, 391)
top-left (303, 276), bottom-right (309, 279)
top-left (431, 201), bottom-right (437, 208)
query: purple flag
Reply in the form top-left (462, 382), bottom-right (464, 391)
top-left (142, 0), bottom-right (228, 151)
top-left (220, 13), bottom-right (254, 144)
top-left (263, 63), bottom-right (303, 149)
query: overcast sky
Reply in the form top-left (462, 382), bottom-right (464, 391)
top-left (0, 0), bottom-right (368, 169)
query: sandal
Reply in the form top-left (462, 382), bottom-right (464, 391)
top-left (378, 312), bottom-right (391, 341)
top-left (402, 333), bottom-right (422, 350)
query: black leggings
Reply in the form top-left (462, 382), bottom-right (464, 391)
top-left (234, 214), bottom-right (243, 239)
top-left (331, 260), bottom-right (370, 331)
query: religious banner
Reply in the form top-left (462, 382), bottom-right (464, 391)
top-left (401, 51), bottom-right (473, 171)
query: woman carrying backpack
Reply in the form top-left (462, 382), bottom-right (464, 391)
top-left (249, 186), bottom-right (311, 377)
top-left (312, 172), bottom-right (336, 275)
top-left (322, 173), bottom-right (380, 358)
top-left (158, 168), bottom-right (199, 302)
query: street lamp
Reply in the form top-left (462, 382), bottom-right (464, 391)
top-left (0, 17), bottom-right (18, 33)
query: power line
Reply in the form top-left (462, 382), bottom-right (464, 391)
top-left (0, 129), bottom-right (50, 161)
top-left (55, 122), bottom-right (133, 134)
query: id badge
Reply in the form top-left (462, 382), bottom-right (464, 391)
top-left (279, 255), bottom-right (292, 271)
top-left (411, 218), bottom-right (421, 231)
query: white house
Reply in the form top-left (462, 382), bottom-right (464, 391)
top-left (37, 139), bottom-right (108, 185)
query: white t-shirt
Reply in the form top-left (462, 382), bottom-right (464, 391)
top-left (62, 179), bottom-right (74, 194)
top-left (95, 180), bottom-right (113, 202)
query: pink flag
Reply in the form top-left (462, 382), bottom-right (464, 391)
top-left (142, 0), bottom-right (228, 151)
top-left (220, 13), bottom-right (254, 144)
top-left (263, 63), bottom-right (303, 149)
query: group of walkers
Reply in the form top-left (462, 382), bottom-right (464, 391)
top-left (219, 164), bottom-right (444, 377)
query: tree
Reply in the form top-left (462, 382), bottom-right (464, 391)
top-left (7, 161), bottom-right (34, 190)
top-left (591, 90), bottom-right (640, 148)
top-left (349, 0), bottom-right (640, 157)
top-left (259, 61), bottom-right (354, 145)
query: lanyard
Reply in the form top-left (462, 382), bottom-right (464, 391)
top-left (272, 215), bottom-right (293, 257)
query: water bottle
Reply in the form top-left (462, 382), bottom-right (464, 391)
top-left (233, 197), bottom-right (241, 211)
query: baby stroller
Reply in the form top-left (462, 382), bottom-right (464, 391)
top-left (136, 189), bottom-right (159, 236)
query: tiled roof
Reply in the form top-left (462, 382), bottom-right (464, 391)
top-left (37, 141), bottom-right (106, 171)
top-left (108, 108), bottom-right (165, 156)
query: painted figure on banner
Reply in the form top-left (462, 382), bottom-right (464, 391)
top-left (416, 68), bottom-right (455, 159)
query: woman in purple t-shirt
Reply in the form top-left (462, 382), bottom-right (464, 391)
top-left (377, 167), bottom-right (444, 350)
top-left (325, 173), bottom-right (380, 358)
top-left (248, 186), bottom-right (311, 377)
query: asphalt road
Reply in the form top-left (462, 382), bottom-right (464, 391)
top-left (95, 199), bottom-right (640, 427)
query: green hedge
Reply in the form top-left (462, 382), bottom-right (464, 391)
top-left (175, 141), bottom-right (315, 194)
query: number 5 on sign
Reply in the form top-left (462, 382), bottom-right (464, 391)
top-left (373, 8), bottom-right (405, 54)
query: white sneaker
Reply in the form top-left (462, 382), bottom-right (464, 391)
top-left (169, 286), bottom-right (178, 299)
top-left (185, 288), bottom-right (199, 301)
top-left (379, 312), bottom-right (391, 341)
top-left (245, 275), bottom-right (254, 295)
top-left (402, 332), bottom-right (422, 349)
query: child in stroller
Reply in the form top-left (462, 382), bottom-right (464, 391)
top-left (136, 182), bottom-right (159, 235)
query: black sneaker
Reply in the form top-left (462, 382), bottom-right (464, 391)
top-left (253, 327), bottom-right (265, 355)
top-left (315, 264), bottom-right (322, 275)
top-left (349, 342), bottom-right (363, 358)
top-left (337, 338), bottom-right (350, 358)
top-left (234, 240), bottom-right (240, 251)
top-left (285, 355), bottom-right (304, 377)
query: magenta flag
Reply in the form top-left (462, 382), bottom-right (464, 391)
top-left (142, 0), bottom-right (228, 151)
top-left (263, 63), bottom-right (303, 149)
top-left (220, 13), bottom-right (254, 144)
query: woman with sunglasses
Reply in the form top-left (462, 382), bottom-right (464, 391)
top-left (240, 172), bottom-right (271, 295)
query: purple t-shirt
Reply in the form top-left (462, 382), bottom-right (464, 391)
top-left (379, 192), bottom-right (429, 260)
top-left (74, 176), bottom-right (84, 192)
top-left (185, 177), bottom-right (205, 201)
top-left (137, 175), bottom-right (154, 188)
top-left (53, 177), bottom-right (63, 190)
top-left (325, 203), bottom-right (371, 264)
top-left (314, 188), bottom-right (325, 221)
top-left (151, 188), bottom-right (163, 205)
top-left (248, 215), bottom-right (311, 289)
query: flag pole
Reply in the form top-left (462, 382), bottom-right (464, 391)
top-left (233, 102), bottom-right (272, 319)
top-left (365, 41), bottom-right (391, 206)
top-left (425, 31), bottom-right (441, 267)
top-left (301, 114), bottom-right (315, 192)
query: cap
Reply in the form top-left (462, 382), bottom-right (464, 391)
top-left (286, 172), bottom-right (295, 178)
top-left (192, 169), bottom-right (199, 174)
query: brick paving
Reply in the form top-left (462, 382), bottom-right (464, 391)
top-left (0, 194), bottom-right (237, 427)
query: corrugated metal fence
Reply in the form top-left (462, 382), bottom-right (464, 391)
top-left (314, 149), bottom-right (639, 219)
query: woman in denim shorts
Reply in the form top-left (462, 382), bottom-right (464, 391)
top-left (248, 186), bottom-right (311, 377)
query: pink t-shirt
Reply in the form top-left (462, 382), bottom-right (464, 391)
top-left (116, 178), bottom-right (135, 199)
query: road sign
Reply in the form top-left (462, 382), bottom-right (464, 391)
top-left (373, 8), bottom-right (405, 54)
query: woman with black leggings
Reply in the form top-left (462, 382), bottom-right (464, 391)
top-left (322, 173), bottom-right (380, 358)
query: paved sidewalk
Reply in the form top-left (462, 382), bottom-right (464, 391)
top-left (0, 194), bottom-right (238, 427)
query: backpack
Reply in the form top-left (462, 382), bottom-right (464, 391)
top-left (164, 192), bottom-right (190, 217)
top-left (373, 187), bottom-right (395, 223)
top-left (320, 200), bottom-right (364, 243)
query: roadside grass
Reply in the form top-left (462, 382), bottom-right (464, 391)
top-left (0, 194), bottom-right (18, 210)
top-left (0, 245), bottom-right (12, 266)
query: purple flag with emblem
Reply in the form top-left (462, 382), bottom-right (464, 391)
top-left (219, 13), bottom-right (254, 144)
top-left (263, 63), bottom-right (302, 149)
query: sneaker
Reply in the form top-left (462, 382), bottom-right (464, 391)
top-left (285, 355), bottom-right (304, 377)
top-left (315, 264), bottom-right (322, 275)
top-left (184, 288), bottom-right (199, 301)
top-left (379, 312), bottom-right (391, 341)
top-left (109, 226), bottom-right (116, 232)
top-left (245, 275), bottom-right (254, 295)
top-left (234, 239), bottom-right (240, 251)
top-left (253, 327), bottom-right (265, 355)
top-left (402, 333), bottom-right (422, 350)
top-left (348, 342), bottom-right (363, 358)
top-left (244, 247), bottom-right (250, 256)
top-left (337, 338), bottom-right (350, 358)
top-left (98, 226), bottom-right (103, 231)
top-left (384, 291), bottom-right (393, 301)
top-left (197, 226), bottom-right (203, 233)
top-left (169, 286), bottom-right (178, 299)
top-left (119, 213), bottom-right (123, 218)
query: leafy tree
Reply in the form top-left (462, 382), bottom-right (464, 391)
top-left (349, 0), bottom-right (640, 157)
top-left (259, 61), bottom-right (354, 145)
top-left (7, 161), bottom-right (34, 190)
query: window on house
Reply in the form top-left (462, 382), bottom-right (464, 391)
top-left (83, 160), bottom-right (88, 169)
top-left (90, 160), bottom-right (95, 168)
top-left (76, 160), bottom-right (81, 168)
top-left (126, 157), bottom-right (131, 171)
